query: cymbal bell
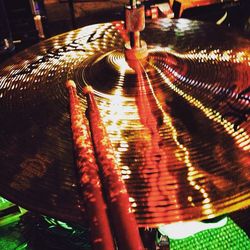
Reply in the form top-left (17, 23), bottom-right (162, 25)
top-left (0, 18), bottom-right (249, 227)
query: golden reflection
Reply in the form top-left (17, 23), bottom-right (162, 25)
top-left (96, 69), bottom-right (138, 207)
top-left (141, 62), bottom-right (215, 219)
top-left (169, 48), bottom-right (250, 65)
top-left (150, 58), bottom-right (250, 152)
top-left (0, 18), bottom-right (249, 227)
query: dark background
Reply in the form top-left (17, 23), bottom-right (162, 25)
top-left (0, 0), bottom-right (249, 62)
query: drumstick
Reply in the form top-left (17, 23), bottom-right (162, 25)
top-left (66, 80), bottom-right (115, 250)
top-left (84, 85), bottom-right (144, 250)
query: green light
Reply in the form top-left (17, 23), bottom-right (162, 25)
top-left (0, 222), bottom-right (29, 250)
top-left (0, 197), bottom-right (29, 249)
top-left (0, 197), bottom-right (27, 227)
top-left (0, 197), bottom-right (13, 210)
top-left (169, 217), bottom-right (250, 250)
top-left (1, 196), bottom-right (249, 249)
top-left (158, 217), bottom-right (228, 239)
top-left (44, 216), bottom-right (74, 230)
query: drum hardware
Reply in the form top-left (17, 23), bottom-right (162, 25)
top-left (0, 0), bottom-right (249, 249)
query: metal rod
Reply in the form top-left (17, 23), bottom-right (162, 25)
top-left (68, 0), bottom-right (76, 29)
top-left (130, 31), bottom-right (141, 48)
top-left (130, 0), bottom-right (137, 8)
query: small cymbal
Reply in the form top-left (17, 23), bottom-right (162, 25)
top-left (0, 18), bottom-right (249, 226)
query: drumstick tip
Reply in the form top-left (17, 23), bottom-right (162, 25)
top-left (83, 85), bottom-right (93, 95)
top-left (66, 80), bottom-right (76, 89)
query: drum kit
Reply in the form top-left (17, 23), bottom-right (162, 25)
top-left (0, 0), bottom-right (249, 249)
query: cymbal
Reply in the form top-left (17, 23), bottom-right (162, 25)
top-left (0, 18), bottom-right (249, 227)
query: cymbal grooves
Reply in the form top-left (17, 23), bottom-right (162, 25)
top-left (0, 19), bottom-right (249, 227)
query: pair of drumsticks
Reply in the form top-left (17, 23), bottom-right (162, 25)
top-left (66, 80), bottom-right (144, 250)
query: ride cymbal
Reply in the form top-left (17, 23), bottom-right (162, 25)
top-left (0, 18), bottom-right (249, 226)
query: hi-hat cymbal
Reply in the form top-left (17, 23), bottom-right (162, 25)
top-left (0, 18), bottom-right (249, 227)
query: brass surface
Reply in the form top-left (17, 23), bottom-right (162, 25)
top-left (0, 19), bottom-right (249, 226)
